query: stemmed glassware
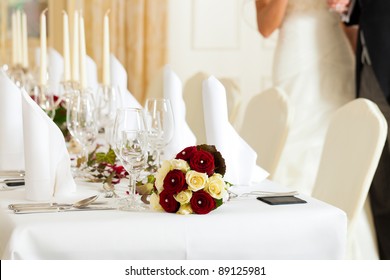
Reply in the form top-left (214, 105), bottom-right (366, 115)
top-left (112, 108), bottom-right (148, 211)
top-left (144, 98), bottom-right (175, 167)
top-left (95, 85), bottom-right (123, 143)
top-left (30, 85), bottom-right (56, 119)
top-left (66, 89), bottom-right (98, 172)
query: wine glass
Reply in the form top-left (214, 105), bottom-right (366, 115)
top-left (144, 98), bottom-right (175, 167)
top-left (112, 108), bottom-right (148, 210)
top-left (118, 130), bottom-right (148, 211)
top-left (66, 89), bottom-right (98, 172)
top-left (95, 85), bottom-right (123, 143)
top-left (30, 85), bottom-right (56, 119)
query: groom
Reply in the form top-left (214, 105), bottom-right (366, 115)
top-left (328, 0), bottom-right (390, 259)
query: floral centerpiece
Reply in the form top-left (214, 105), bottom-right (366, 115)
top-left (149, 144), bottom-right (230, 215)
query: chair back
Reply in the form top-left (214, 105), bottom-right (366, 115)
top-left (312, 98), bottom-right (387, 231)
top-left (240, 87), bottom-right (291, 177)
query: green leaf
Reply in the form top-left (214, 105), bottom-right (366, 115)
top-left (215, 198), bottom-right (223, 208)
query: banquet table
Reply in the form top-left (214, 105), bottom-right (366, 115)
top-left (0, 179), bottom-right (347, 260)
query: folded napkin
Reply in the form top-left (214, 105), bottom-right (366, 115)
top-left (110, 54), bottom-right (141, 108)
top-left (162, 65), bottom-right (197, 159)
top-left (21, 88), bottom-right (76, 201)
top-left (47, 48), bottom-right (64, 94)
top-left (202, 76), bottom-right (269, 185)
top-left (0, 70), bottom-right (25, 171)
top-left (35, 48), bottom-right (63, 94)
top-left (86, 55), bottom-right (99, 93)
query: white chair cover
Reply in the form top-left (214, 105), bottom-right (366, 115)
top-left (312, 98), bottom-right (387, 259)
top-left (202, 76), bottom-right (268, 185)
top-left (240, 87), bottom-right (292, 178)
top-left (47, 48), bottom-right (64, 94)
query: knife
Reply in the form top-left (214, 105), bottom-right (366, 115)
top-left (13, 206), bottom-right (117, 214)
top-left (9, 201), bottom-right (107, 210)
top-left (0, 170), bottom-right (25, 177)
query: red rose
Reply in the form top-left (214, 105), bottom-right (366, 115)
top-left (176, 146), bottom-right (197, 162)
top-left (163, 170), bottom-right (187, 194)
top-left (189, 150), bottom-right (215, 176)
top-left (190, 190), bottom-right (216, 214)
top-left (159, 190), bottom-right (180, 213)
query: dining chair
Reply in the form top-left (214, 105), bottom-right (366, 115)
top-left (182, 72), bottom-right (242, 144)
top-left (239, 87), bottom-right (292, 178)
top-left (311, 98), bottom-right (387, 258)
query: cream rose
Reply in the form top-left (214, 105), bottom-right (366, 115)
top-left (174, 189), bottom-right (193, 205)
top-left (170, 159), bottom-right (190, 173)
top-left (204, 173), bottom-right (227, 199)
top-left (154, 160), bottom-right (172, 193)
top-left (186, 170), bottom-right (208, 191)
top-left (150, 192), bottom-right (164, 211)
top-left (176, 203), bottom-right (193, 215)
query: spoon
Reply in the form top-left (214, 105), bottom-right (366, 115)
top-left (9, 195), bottom-right (99, 210)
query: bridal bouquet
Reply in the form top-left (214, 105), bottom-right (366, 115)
top-left (150, 144), bottom-right (230, 215)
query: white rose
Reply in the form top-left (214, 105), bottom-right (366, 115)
top-left (176, 203), bottom-right (193, 215)
top-left (186, 170), bottom-right (208, 191)
top-left (150, 192), bottom-right (164, 211)
top-left (204, 173), bottom-right (227, 199)
top-left (155, 160), bottom-right (172, 193)
top-left (170, 159), bottom-right (190, 172)
top-left (174, 189), bottom-right (193, 205)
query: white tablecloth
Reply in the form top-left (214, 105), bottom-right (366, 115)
top-left (0, 180), bottom-right (347, 260)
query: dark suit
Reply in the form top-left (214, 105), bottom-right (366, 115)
top-left (347, 0), bottom-right (390, 260)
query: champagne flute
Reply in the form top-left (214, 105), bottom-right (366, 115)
top-left (144, 98), bottom-right (175, 167)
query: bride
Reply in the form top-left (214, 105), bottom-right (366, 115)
top-left (256, 0), bottom-right (355, 194)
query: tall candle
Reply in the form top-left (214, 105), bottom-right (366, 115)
top-left (16, 10), bottom-right (22, 65)
top-left (22, 12), bottom-right (29, 68)
top-left (11, 12), bottom-right (17, 65)
top-left (72, 10), bottom-right (79, 82)
top-left (62, 11), bottom-right (70, 81)
top-left (40, 9), bottom-right (47, 85)
top-left (79, 14), bottom-right (87, 89)
top-left (102, 10), bottom-right (110, 86)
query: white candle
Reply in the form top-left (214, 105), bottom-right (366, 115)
top-left (22, 12), bottom-right (29, 68)
top-left (11, 12), bottom-right (17, 65)
top-left (72, 10), bottom-right (79, 82)
top-left (102, 10), bottom-right (110, 86)
top-left (79, 14), bottom-right (87, 89)
top-left (40, 9), bottom-right (47, 85)
top-left (62, 11), bottom-right (70, 81)
top-left (16, 10), bottom-right (22, 65)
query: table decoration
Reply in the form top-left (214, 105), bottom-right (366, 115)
top-left (149, 144), bottom-right (231, 215)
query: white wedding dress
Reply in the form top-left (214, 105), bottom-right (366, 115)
top-left (272, 0), bottom-right (355, 195)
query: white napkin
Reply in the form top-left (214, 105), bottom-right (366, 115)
top-left (86, 55), bottom-right (99, 93)
top-left (47, 48), bottom-right (64, 94)
top-left (202, 76), bottom-right (269, 185)
top-left (110, 54), bottom-right (141, 108)
top-left (0, 70), bottom-right (25, 171)
top-left (162, 65), bottom-right (197, 159)
top-left (21, 88), bottom-right (76, 201)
